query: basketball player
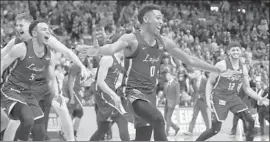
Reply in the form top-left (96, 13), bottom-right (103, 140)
top-left (84, 4), bottom-right (242, 141)
top-left (90, 51), bottom-right (130, 141)
top-left (0, 20), bottom-right (88, 141)
top-left (67, 53), bottom-right (92, 139)
top-left (1, 13), bottom-right (88, 140)
top-left (196, 42), bottom-right (269, 141)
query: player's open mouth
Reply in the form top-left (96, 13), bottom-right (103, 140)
top-left (44, 36), bottom-right (49, 40)
top-left (19, 31), bottom-right (24, 35)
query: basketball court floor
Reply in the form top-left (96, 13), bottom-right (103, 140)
top-left (49, 107), bottom-right (269, 141)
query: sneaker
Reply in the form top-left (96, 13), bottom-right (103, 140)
top-left (183, 132), bottom-right (192, 136)
top-left (229, 132), bottom-right (236, 135)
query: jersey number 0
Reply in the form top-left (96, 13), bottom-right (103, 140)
top-left (150, 66), bottom-right (155, 77)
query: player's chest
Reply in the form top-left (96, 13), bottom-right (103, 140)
top-left (137, 47), bottom-right (162, 65)
top-left (23, 56), bottom-right (50, 73)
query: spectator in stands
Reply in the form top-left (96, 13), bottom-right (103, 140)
top-left (184, 71), bottom-right (210, 136)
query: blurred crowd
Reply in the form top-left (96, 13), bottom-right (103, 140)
top-left (1, 0), bottom-right (269, 107)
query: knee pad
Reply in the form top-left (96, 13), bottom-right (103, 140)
top-left (32, 123), bottom-right (46, 141)
top-left (135, 126), bottom-right (152, 141)
top-left (73, 108), bottom-right (83, 118)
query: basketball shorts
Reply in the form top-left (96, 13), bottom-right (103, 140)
top-left (94, 91), bottom-right (120, 122)
top-left (66, 91), bottom-right (83, 116)
top-left (1, 82), bottom-right (44, 120)
top-left (211, 92), bottom-right (248, 122)
top-left (122, 88), bottom-right (157, 128)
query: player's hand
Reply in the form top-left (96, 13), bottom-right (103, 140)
top-left (54, 95), bottom-right (64, 106)
top-left (219, 69), bottom-right (242, 78)
top-left (258, 94), bottom-right (269, 106)
top-left (112, 95), bottom-right (126, 114)
top-left (69, 98), bottom-right (75, 104)
top-left (80, 66), bottom-right (89, 82)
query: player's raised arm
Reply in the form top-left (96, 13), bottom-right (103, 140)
top-left (242, 65), bottom-right (269, 106)
top-left (47, 36), bottom-right (88, 78)
top-left (162, 36), bottom-right (241, 77)
top-left (82, 33), bottom-right (132, 56)
top-left (1, 43), bottom-right (25, 76)
top-left (1, 38), bottom-right (16, 59)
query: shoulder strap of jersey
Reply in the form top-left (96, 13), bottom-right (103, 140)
top-left (225, 58), bottom-right (232, 70)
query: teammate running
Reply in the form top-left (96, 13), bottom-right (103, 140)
top-left (66, 51), bottom-right (93, 139)
top-left (79, 4), bottom-right (242, 141)
top-left (90, 51), bottom-right (129, 141)
top-left (196, 42), bottom-right (269, 141)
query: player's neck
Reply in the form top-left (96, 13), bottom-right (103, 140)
top-left (229, 57), bottom-right (240, 67)
top-left (140, 26), bottom-right (156, 46)
top-left (32, 38), bottom-right (45, 52)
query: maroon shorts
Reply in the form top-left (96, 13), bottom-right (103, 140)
top-left (1, 82), bottom-right (44, 120)
top-left (123, 88), bottom-right (157, 128)
top-left (94, 91), bottom-right (120, 122)
top-left (211, 92), bottom-right (248, 122)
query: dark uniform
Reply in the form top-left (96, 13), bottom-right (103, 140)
top-left (94, 55), bottom-right (122, 121)
top-left (66, 64), bottom-right (85, 118)
top-left (121, 31), bottom-right (164, 128)
top-left (1, 39), bottom-right (51, 120)
top-left (211, 59), bottom-right (247, 122)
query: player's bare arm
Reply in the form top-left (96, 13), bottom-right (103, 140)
top-left (162, 36), bottom-right (241, 76)
top-left (242, 65), bottom-right (269, 106)
top-left (97, 56), bottom-right (120, 101)
top-left (1, 38), bottom-right (16, 59)
top-left (1, 43), bottom-right (26, 76)
top-left (47, 36), bottom-right (88, 77)
top-left (205, 60), bottom-right (224, 108)
top-left (67, 65), bottom-right (79, 104)
top-left (86, 33), bottom-right (136, 56)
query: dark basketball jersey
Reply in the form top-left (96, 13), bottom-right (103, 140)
top-left (69, 64), bottom-right (83, 93)
top-left (96, 55), bottom-right (122, 91)
top-left (122, 31), bottom-right (164, 94)
top-left (213, 58), bottom-right (243, 95)
top-left (5, 39), bottom-right (51, 89)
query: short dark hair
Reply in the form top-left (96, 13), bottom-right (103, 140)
top-left (15, 12), bottom-right (33, 22)
top-left (137, 4), bottom-right (160, 24)
top-left (28, 20), bottom-right (47, 36)
top-left (226, 41), bottom-right (241, 51)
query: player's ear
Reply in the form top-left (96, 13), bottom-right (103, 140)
top-left (143, 15), bottom-right (149, 23)
top-left (32, 29), bottom-right (38, 37)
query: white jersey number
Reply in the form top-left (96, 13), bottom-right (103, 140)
top-left (150, 66), bottom-right (155, 77)
top-left (29, 73), bottom-right (36, 81)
